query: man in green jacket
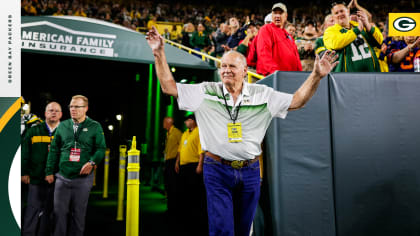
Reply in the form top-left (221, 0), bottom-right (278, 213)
top-left (190, 23), bottom-right (211, 52)
top-left (22, 101), bottom-right (62, 236)
top-left (45, 95), bottom-right (106, 236)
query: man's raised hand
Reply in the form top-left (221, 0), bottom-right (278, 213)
top-left (146, 26), bottom-right (164, 54)
top-left (314, 50), bottom-right (339, 78)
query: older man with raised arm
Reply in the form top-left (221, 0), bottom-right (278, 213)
top-left (146, 26), bottom-right (338, 236)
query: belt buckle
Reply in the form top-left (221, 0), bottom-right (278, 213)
top-left (231, 160), bottom-right (244, 169)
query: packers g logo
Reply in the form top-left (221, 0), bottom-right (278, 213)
top-left (393, 17), bottom-right (416, 32)
top-left (389, 13), bottom-right (420, 36)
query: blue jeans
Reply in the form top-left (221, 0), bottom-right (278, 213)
top-left (203, 155), bottom-right (261, 236)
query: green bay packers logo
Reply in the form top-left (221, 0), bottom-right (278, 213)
top-left (393, 17), bottom-right (416, 32)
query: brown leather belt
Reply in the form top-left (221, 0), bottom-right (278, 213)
top-left (205, 151), bottom-right (259, 169)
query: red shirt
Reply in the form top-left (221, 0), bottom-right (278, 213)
top-left (247, 34), bottom-right (258, 68)
top-left (256, 23), bottom-right (302, 75)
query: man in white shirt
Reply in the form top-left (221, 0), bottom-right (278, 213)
top-left (146, 26), bottom-right (338, 236)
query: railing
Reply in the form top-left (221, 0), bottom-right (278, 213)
top-left (163, 38), bottom-right (265, 83)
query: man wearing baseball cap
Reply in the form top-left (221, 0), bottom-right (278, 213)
top-left (256, 2), bottom-right (302, 75)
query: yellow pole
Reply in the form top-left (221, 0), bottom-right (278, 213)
top-left (103, 148), bottom-right (110, 198)
top-left (248, 73), bottom-right (253, 83)
top-left (126, 137), bottom-right (140, 236)
top-left (117, 145), bottom-right (127, 221)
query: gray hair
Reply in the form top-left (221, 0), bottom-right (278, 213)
top-left (221, 50), bottom-right (247, 68)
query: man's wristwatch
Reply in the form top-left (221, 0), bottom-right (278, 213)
top-left (88, 160), bottom-right (96, 166)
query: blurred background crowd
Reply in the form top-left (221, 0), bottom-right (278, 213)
top-left (21, 0), bottom-right (420, 73)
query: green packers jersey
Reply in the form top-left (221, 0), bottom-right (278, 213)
top-left (314, 36), bottom-right (326, 56)
top-left (324, 22), bottom-right (382, 72)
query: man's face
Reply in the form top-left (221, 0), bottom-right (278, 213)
top-left (45, 102), bottom-right (62, 123)
top-left (303, 24), bottom-right (317, 38)
top-left (286, 25), bottom-right (296, 37)
top-left (163, 118), bottom-right (172, 130)
top-left (69, 98), bottom-right (88, 121)
top-left (404, 36), bottom-right (416, 44)
top-left (198, 24), bottom-right (204, 32)
top-left (229, 17), bottom-right (239, 29)
top-left (184, 119), bottom-right (194, 129)
top-left (247, 25), bottom-right (258, 35)
top-left (220, 53), bottom-right (247, 87)
top-left (332, 4), bottom-right (350, 28)
top-left (272, 9), bottom-right (287, 28)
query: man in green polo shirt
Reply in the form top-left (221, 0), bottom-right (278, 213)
top-left (45, 95), bottom-right (106, 236)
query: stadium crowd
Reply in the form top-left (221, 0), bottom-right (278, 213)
top-left (20, 1), bottom-right (420, 235)
top-left (22, 0), bottom-right (420, 73)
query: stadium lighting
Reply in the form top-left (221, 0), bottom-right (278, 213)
top-left (180, 79), bottom-right (188, 83)
top-left (108, 125), bottom-right (114, 131)
top-left (116, 114), bottom-right (122, 121)
top-left (171, 67), bottom-right (176, 73)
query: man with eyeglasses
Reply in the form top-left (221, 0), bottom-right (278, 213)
top-left (323, 1), bottom-right (383, 72)
top-left (45, 95), bottom-right (106, 236)
top-left (21, 101), bottom-right (62, 236)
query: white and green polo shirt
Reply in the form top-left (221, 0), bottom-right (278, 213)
top-left (176, 81), bottom-right (293, 161)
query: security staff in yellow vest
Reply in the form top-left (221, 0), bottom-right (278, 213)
top-left (162, 117), bottom-right (182, 226)
top-left (21, 101), bottom-right (62, 236)
top-left (175, 114), bottom-right (207, 236)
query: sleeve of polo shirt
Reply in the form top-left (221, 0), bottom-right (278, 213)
top-left (268, 89), bottom-right (293, 119)
top-left (176, 83), bottom-right (204, 111)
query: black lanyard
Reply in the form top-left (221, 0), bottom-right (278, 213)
top-left (222, 91), bottom-right (241, 124)
top-left (73, 121), bottom-right (84, 147)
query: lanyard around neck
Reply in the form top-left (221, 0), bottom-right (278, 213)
top-left (222, 91), bottom-right (241, 124)
top-left (72, 120), bottom-right (84, 144)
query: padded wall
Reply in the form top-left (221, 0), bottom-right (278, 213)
top-left (329, 73), bottom-right (420, 236)
top-left (259, 72), bottom-right (336, 236)
top-left (259, 72), bottom-right (420, 236)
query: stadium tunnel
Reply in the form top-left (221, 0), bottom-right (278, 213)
top-left (21, 15), bottom-right (216, 235)
top-left (21, 16), bottom-right (216, 160)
